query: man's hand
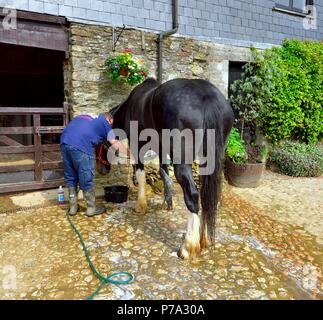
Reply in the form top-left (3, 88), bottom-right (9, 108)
top-left (109, 139), bottom-right (132, 159)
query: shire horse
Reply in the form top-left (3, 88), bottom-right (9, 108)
top-left (111, 78), bottom-right (234, 259)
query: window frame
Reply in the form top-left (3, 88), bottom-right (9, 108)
top-left (273, 0), bottom-right (313, 17)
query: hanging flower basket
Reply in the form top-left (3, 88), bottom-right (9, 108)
top-left (119, 68), bottom-right (129, 76)
top-left (104, 48), bottom-right (149, 86)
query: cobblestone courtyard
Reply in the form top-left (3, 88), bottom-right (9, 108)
top-left (0, 171), bottom-right (322, 300)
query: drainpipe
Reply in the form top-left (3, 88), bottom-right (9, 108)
top-left (157, 0), bottom-right (179, 83)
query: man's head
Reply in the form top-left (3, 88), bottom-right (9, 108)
top-left (103, 111), bottom-right (114, 125)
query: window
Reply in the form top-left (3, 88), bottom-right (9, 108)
top-left (274, 0), bottom-right (313, 16)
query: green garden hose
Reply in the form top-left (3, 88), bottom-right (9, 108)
top-left (66, 211), bottom-right (134, 300)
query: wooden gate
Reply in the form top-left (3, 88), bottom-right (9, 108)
top-left (0, 103), bottom-right (68, 193)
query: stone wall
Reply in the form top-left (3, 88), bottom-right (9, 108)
top-left (64, 22), bottom-right (255, 193)
top-left (65, 22), bottom-right (254, 117)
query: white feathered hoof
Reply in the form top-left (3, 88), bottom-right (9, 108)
top-left (135, 169), bottom-right (147, 213)
top-left (135, 199), bottom-right (147, 213)
top-left (177, 212), bottom-right (201, 259)
top-left (177, 239), bottom-right (201, 260)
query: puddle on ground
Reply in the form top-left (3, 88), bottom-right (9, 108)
top-left (0, 184), bottom-right (321, 300)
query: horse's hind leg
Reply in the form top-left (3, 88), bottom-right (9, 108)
top-left (160, 164), bottom-right (173, 210)
top-left (134, 163), bottom-right (147, 213)
top-left (132, 165), bottom-right (138, 186)
top-left (173, 164), bottom-right (201, 259)
top-left (200, 222), bottom-right (211, 250)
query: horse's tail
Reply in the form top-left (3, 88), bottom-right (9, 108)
top-left (199, 106), bottom-right (224, 244)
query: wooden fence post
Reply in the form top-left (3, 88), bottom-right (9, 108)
top-left (33, 114), bottom-right (43, 182)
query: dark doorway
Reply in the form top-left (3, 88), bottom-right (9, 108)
top-left (0, 43), bottom-right (67, 190)
top-left (0, 43), bottom-right (65, 145)
top-left (0, 43), bottom-right (65, 108)
top-left (228, 61), bottom-right (245, 99)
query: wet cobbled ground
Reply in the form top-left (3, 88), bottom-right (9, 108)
top-left (0, 172), bottom-right (322, 300)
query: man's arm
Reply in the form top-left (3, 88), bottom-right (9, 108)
top-left (108, 139), bottom-right (131, 158)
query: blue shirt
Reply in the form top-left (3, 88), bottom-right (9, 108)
top-left (60, 114), bottom-right (115, 155)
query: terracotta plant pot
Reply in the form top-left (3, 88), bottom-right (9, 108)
top-left (225, 158), bottom-right (265, 188)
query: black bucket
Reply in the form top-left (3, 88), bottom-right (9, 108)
top-left (104, 185), bottom-right (129, 203)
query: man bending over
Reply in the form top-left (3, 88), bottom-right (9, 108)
top-left (60, 112), bottom-right (129, 217)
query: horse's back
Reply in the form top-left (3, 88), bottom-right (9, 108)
top-left (152, 78), bottom-right (232, 130)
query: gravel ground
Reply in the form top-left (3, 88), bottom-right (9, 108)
top-left (230, 170), bottom-right (323, 246)
top-left (0, 172), bottom-right (322, 300)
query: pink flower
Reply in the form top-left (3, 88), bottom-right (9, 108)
top-left (124, 48), bottom-right (132, 53)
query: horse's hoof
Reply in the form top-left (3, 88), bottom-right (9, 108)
top-left (177, 247), bottom-right (190, 260)
top-left (200, 235), bottom-right (211, 250)
top-left (161, 201), bottom-right (173, 211)
top-left (135, 201), bottom-right (147, 213)
top-left (177, 242), bottom-right (201, 260)
top-left (199, 225), bottom-right (211, 250)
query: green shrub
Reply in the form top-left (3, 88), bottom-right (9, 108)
top-left (269, 141), bottom-right (323, 177)
top-left (230, 40), bottom-right (323, 144)
top-left (226, 128), bottom-right (248, 164)
top-left (226, 128), bottom-right (269, 164)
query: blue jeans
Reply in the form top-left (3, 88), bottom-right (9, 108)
top-left (60, 144), bottom-right (95, 191)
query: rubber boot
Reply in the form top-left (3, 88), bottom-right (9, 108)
top-left (84, 189), bottom-right (106, 217)
top-left (68, 187), bottom-right (78, 216)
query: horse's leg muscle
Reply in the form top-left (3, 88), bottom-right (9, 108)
top-left (174, 164), bottom-right (201, 259)
top-left (160, 165), bottom-right (173, 210)
top-left (135, 164), bottom-right (147, 213)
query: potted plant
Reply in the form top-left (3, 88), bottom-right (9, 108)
top-left (104, 48), bottom-right (149, 86)
top-left (225, 128), bottom-right (268, 188)
top-left (229, 48), bottom-right (277, 144)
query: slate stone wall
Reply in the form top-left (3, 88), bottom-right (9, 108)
top-left (5, 0), bottom-right (323, 47)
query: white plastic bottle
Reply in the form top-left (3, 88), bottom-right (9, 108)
top-left (58, 186), bottom-right (65, 205)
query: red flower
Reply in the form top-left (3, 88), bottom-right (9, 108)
top-left (124, 48), bottom-right (132, 53)
top-left (140, 71), bottom-right (147, 77)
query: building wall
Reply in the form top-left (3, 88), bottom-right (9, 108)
top-left (65, 22), bottom-right (254, 118)
top-left (64, 22), bottom-right (255, 190)
top-left (3, 0), bottom-right (322, 48)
